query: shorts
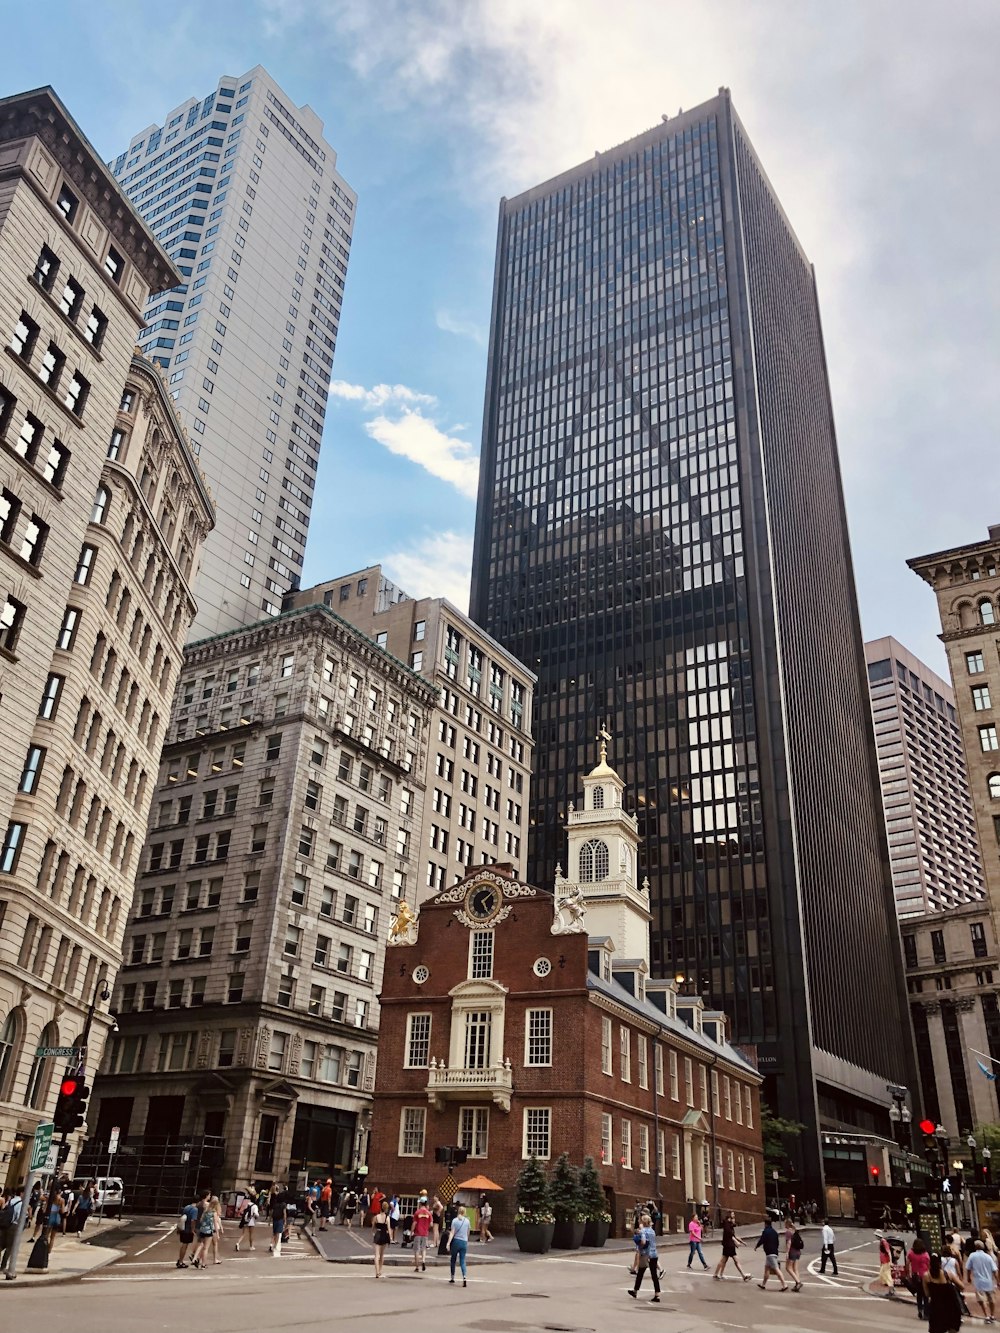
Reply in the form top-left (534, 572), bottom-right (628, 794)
top-left (974, 1280), bottom-right (996, 1294)
top-left (765, 1254), bottom-right (780, 1270)
top-left (179, 1229), bottom-right (194, 1245)
top-left (272, 1220), bottom-right (285, 1237)
top-left (722, 1243), bottom-right (737, 1258)
top-left (414, 1235), bottom-right (428, 1256)
top-left (320, 1202), bottom-right (330, 1217)
top-left (789, 1249), bottom-right (802, 1262)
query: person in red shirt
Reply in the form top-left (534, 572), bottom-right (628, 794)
top-left (369, 1188), bottom-right (385, 1228)
top-left (319, 1180), bottom-right (333, 1231)
top-left (412, 1195), bottom-right (432, 1272)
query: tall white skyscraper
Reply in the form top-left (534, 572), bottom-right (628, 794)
top-left (111, 66), bottom-right (355, 638)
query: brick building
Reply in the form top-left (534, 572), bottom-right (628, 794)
top-left (369, 739), bottom-right (764, 1232)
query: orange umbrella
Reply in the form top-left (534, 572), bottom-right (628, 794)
top-left (455, 1175), bottom-right (503, 1192)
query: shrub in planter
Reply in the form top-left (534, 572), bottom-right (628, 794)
top-left (579, 1156), bottom-right (611, 1247)
top-left (549, 1152), bottom-right (586, 1249)
top-left (514, 1154), bottom-right (554, 1253)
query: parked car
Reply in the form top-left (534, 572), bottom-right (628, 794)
top-left (69, 1176), bottom-right (125, 1219)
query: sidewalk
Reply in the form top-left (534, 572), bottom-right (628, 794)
top-left (0, 1235), bottom-right (123, 1288)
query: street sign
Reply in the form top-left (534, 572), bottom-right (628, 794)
top-left (45, 1147), bottom-right (57, 1171)
top-left (107, 1126), bottom-right (120, 1155)
top-left (29, 1124), bottom-right (53, 1172)
top-left (35, 1046), bottom-right (82, 1060)
top-left (438, 1173), bottom-right (457, 1203)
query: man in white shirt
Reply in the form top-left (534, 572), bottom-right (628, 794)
top-left (966, 1240), bottom-right (999, 1323)
top-left (820, 1218), bottom-right (838, 1276)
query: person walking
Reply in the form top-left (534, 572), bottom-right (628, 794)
top-left (269, 1183), bottom-right (288, 1257)
top-left (687, 1212), bottom-right (709, 1270)
top-left (190, 1196), bottom-right (218, 1269)
top-left (876, 1230), bottom-right (894, 1290)
top-left (785, 1222), bottom-right (804, 1291)
top-left (358, 1188), bottom-right (370, 1229)
top-left (369, 1187), bottom-right (385, 1228)
top-left (431, 1194), bottom-right (444, 1246)
top-left (448, 1204), bottom-right (471, 1287)
top-left (176, 1191), bottom-right (204, 1269)
top-left (389, 1194), bottom-right (402, 1242)
top-left (73, 1180), bottom-right (97, 1234)
top-left (983, 1228), bottom-right (999, 1260)
top-left (0, 1187), bottom-right (23, 1269)
top-left (342, 1187), bottom-right (358, 1230)
top-left (907, 1238), bottom-right (931, 1320)
top-left (412, 1195), bottom-right (432, 1272)
top-left (319, 1179), bottom-right (333, 1231)
top-left (628, 1211), bottom-right (661, 1303)
top-left (714, 1210), bottom-right (751, 1281)
top-left (235, 1195), bottom-right (258, 1251)
top-left (925, 1252), bottom-right (965, 1333)
top-left (820, 1218), bottom-right (839, 1276)
top-left (479, 1196), bottom-right (493, 1243)
top-left (208, 1196), bottom-right (224, 1264)
top-left (966, 1239), bottom-right (998, 1323)
top-left (372, 1200), bottom-right (391, 1278)
top-left (755, 1214), bottom-right (788, 1291)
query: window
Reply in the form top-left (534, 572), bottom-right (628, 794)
top-left (400, 1106), bottom-right (426, 1156)
top-left (972, 921), bottom-right (988, 959)
top-left (105, 245), bottom-right (124, 283)
top-left (639, 1123), bottom-right (650, 1173)
top-left (90, 485), bottom-right (110, 524)
top-left (601, 1016), bottom-right (612, 1075)
top-left (267, 1030), bottom-right (287, 1072)
top-left (620, 1118), bottom-right (632, 1169)
top-left (655, 1043), bottom-right (664, 1096)
top-left (470, 930), bottom-right (494, 979)
top-left (19, 513), bottom-right (48, 566)
top-left (57, 183), bottom-right (79, 221)
top-left (59, 276), bottom-right (84, 321)
top-left (745, 1087), bottom-right (754, 1129)
top-left (74, 544), bottom-right (97, 584)
top-left (637, 1034), bottom-right (648, 1089)
top-left (64, 370), bottom-right (90, 417)
top-left (460, 1106), bottom-right (490, 1158)
top-left (0, 821), bottom-right (26, 873)
top-left (39, 673), bottom-right (63, 719)
top-left (672, 1132), bottom-right (682, 1179)
top-left (55, 605), bottom-right (79, 650)
top-left (0, 595), bottom-right (27, 654)
top-left (414, 619), bottom-right (426, 641)
top-left (0, 488), bottom-right (19, 544)
top-left (42, 438), bottom-right (70, 488)
top-left (33, 245), bottom-right (58, 291)
top-left (579, 838), bottom-right (609, 882)
top-left (968, 651), bottom-right (986, 674)
top-left (11, 312), bottom-right (39, 361)
top-left (684, 1056), bottom-right (694, 1107)
top-left (601, 1113), bottom-right (613, 1165)
top-left (723, 1075), bottom-right (733, 1120)
top-left (523, 1107), bottom-right (551, 1159)
top-left (18, 745), bottom-right (45, 795)
top-left (980, 600), bottom-right (997, 626)
top-left (699, 1065), bottom-right (708, 1111)
top-left (283, 924), bottom-right (302, 958)
top-left (406, 1013), bottom-right (431, 1068)
top-left (620, 1025), bottom-right (631, 1082)
top-left (980, 725), bottom-right (999, 752)
top-left (525, 1008), bottom-right (553, 1066)
top-left (84, 306), bottom-right (107, 350)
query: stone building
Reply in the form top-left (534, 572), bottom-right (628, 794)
top-left (369, 740), bottom-right (763, 1232)
top-left (92, 602), bottom-right (435, 1194)
top-left (0, 87), bottom-right (212, 1187)
top-left (899, 903), bottom-right (1000, 1136)
top-left (288, 567), bottom-right (535, 890)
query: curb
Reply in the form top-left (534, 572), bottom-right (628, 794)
top-left (1, 1246), bottom-right (124, 1289)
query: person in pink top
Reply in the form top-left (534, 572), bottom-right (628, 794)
top-left (906, 1238), bottom-right (931, 1321)
top-left (688, 1214), bottom-right (708, 1269)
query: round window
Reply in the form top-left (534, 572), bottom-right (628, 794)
top-left (412, 965), bottom-right (430, 984)
top-left (533, 957), bottom-right (552, 978)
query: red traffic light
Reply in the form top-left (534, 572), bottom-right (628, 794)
top-left (919, 1119), bottom-right (936, 1135)
top-left (870, 1165), bottom-right (880, 1180)
top-left (59, 1076), bottom-right (79, 1097)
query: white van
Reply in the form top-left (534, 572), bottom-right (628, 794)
top-left (70, 1176), bottom-right (125, 1219)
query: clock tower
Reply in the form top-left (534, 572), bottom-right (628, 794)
top-left (559, 725), bottom-right (651, 967)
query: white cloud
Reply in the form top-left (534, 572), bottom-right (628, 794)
top-left (365, 410), bottom-right (480, 499)
top-left (435, 309), bottom-right (487, 346)
top-left (383, 530), bottom-right (473, 612)
top-left (328, 380), bottom-right (436, 409)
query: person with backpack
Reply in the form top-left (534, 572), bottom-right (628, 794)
top-left (784, 1222), bottom-right (804, 1291)
top-left (176, 1191), bottom-right (205, 1269)
top-left (628, 1211), bottom-right (661, 1303)
top-left (358, 1188), bottom-right (371, 1229)
top-left (0, 1187), bottom-right (23, 1269)
top-left (269, 1183), bottom-right (288, 1257)
top-left (342, 1187), bottom-right (358, 1229)
top-left (372, 1198), bottom-right (391, 1278)
top-left (190, 1194), bottom-right (219, 1269)
top-left (235, 1194), bottom-right (259, 1251)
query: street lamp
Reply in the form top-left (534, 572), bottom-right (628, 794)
top-left (887, 1085), bottom-right (913, 1154)
top-left (984, 1147), bottom-right (993, 1188)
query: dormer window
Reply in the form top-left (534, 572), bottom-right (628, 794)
top-left (592, 785), bottom-right (604, 809)
top-left (602, 951), bottom-right (611, 982)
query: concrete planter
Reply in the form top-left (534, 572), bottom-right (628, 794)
top-left (515, 1221), bottom-right (555, 1253)
top-left (552, 1219), bottom-right (586, 1249)
top-left (582, 1218), bottom-right (610, 1247)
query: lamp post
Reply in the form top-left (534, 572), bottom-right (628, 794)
top-left (984, 1146), bottom-right (993, 1190)
top-left (968, 1135), bottom-right (980, 1229)
top-left (887, 1085), bottom-right (913, 1154)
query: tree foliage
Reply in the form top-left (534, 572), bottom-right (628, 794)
top-left (515, 1154), bottom-right (552, 1223)
top-left (761, 1099), bottom-right (805, 1173)
top-left (548, 1151), bottom-right (583, 1222)
top-left (578, 1155), bottom-right (609, 1221)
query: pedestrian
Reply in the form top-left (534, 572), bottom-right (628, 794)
top-left (343, 1187), bottom-right (358, 1229)
top-left (983, 1228), bottom-right (999, 1260)
top-left (431, 1194), bottom-right (443, 1246)
top-left (389, 1194), bottom-right (402, 1242)
top-left (785, 1221), bottom-right (804, 1291)
top-left (714, 1210), bottom-right (751, 1281)
top-left (176, 1191), bottom-right (204, 1269)
top-left (412, 1195), bottom-right (432, 1272)
top-left (358, 1187), bottom-right (370, 1229)
top-left (755, 1213), bottom-right (788, 1291)
top-left (907, 1237), bottom-right (931, 1320)
top-left (235, 1194), bottom-right (258, 1251)
top-left (448, 1204), bottom-right (471, 1287)
top-left (479, 1196), bottom-right (493, 1243)
top-left (45, 1183), bottom-right (67, 1251)
top-left (966, 1239), bottom-right (998, 1323)
top-left (372, 1199), bottom-right (391, 1278)
top-left (73, 1180), bottom-right (97, 1234)
top-left (269, 1182), bottom-right (288, 1257)
top-left (876, 1230), bottom-right (894, 1290)
top-left (336, 1185), bottom-right (348, 1226)
top-left (925, 1251), bottom-right (965, 1333)
top-left (820, 1217), bottom-right (838, 1275)
top-left (208, 1195), bottom-right (224, 1264)
top-left (191, 1194), bottom-right (218, 1269)
top-left (369, 1186), bottom-right (385, 1229)
top-left (0, 1186), bottom-right (23, 1268)
top-left (628, 1210), bottom-right (661, 1303)
top-left (687, 1211), bottom-right (708, 1270)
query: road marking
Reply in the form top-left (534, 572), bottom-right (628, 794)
top-left (134, 1228), bottom-right (175, 1257)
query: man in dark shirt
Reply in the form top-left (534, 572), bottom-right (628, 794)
top-left (269, 1183), bottom-right (288, 1257)
top-left (754, 1215), bottom-right (788, 1290)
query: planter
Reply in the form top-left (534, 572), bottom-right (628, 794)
top-left (552, 1219), bottom-right (586, 1250)
top-left (514, 1220), bottom-right (555, 1254)
top-left (582, 1218), bottom-right (610, 1247)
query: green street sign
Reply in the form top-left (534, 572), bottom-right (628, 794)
top-left (36, 1046), bottom-right (82, 1060)
top-left (29, 1123), bottom-right (54, 1172)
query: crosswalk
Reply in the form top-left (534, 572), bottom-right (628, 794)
top-left (807, 1239), bottom-right (876, 1289)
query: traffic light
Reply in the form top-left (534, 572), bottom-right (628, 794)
top-left (870, 1165), bottom-right (880, 1183)
top-left (53, 1072), bottom-right (89, 1133)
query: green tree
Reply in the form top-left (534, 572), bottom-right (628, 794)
top-left (515, 1154), bottom-right (552, 1223)
top-left (548, 1151), bottom-right (583, 1222)
top-left (761, 1099), bottom-right (805, 1174)
top-left (578, 1155), bottom-right (609, 1221)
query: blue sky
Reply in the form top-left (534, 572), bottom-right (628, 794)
top-left (3, 1), bottom-right (998, 671)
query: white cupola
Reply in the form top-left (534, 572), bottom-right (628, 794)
top-left (558, 723), bottom-right (650, 967)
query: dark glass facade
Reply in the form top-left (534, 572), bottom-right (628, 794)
top-left (470, 90), bottom-right (915, 1185)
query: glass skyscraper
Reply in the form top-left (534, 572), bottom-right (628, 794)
top-left (470, 89), bottom-right (915, 1182)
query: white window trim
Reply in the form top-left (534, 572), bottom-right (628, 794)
top-left (620, 1117), bottom-right (632, 1170)
top-left (522, 1105), bottom-right (551, 1160)
top-left (404, 1011), bottom-right (432, 1069)
top-left (524, 1007), bottom-right (553, 1067)
top-left (398, 1105), bottom-right (426, 1156)
top-left (620, 1024), bottom-right (631, 1083)
top-left (459, 1104), bottom-right (490, 1158)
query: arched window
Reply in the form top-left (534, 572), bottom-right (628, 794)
top-left (24, 1020), bottom-right (57, 1109)
top-left (989, 774), bottom-right (1000, 801)
top-left (592, 786), bottom-right (604, 810)
top-left (980, 600), bottom-right (996, 626)
top-left (580, 838), bottom-right (610, 883)
top-left (90, 485), bottom-right (110, 525)
top-left (0, 1010), bottom-right (20, 1098)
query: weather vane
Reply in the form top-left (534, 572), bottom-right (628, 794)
top-left (596, 719), bottom-right (612, 764)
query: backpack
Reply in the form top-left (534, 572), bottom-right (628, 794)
top-left (0, 1201), bottom-right (16, 1227)
top-left (792, 1231), bottom-right (804, 1251)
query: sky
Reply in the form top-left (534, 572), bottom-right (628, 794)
top-left (2, 0), bottom-right (998, 674)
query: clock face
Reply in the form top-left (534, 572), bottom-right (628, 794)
top-left (467, 885), bottom-right (499, 921)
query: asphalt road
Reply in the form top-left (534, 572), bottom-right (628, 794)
top-left (0, 1229), bottom-right (933, 1332)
